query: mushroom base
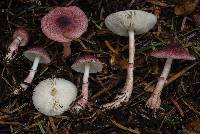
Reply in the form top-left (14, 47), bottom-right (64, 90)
top-left (146, 93), bottom-right (161, 111)
top-left (101, 63), bottom-right (134, 110)
top-left (71, 82), bottom-right (89, 112)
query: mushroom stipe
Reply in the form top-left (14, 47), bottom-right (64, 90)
top-left (4, 28), bottom-right (29, 64)
top-left (71, 55), bottom-right (103, 113)
top-left (146, 44), bottom-right (196, 111)
top-left (14, 47), bottom-right (51, 94)
top-left (101, 10), bottom-right (157, 110)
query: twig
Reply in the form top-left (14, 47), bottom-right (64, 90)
top-left (170, 98), bottom-right (184, 117)
top-left (91, 76), bottom-right (119, 100)
top-left (147, 0), bottom-right (169, 7)
top-left (0, 121), bottom-right (21, 125)
top-left (128, 0), bottom-right (135, 7)
top-left (181, 99), bottom-right (200, 115)
top-left (104, 40), bottom-right (118, 54)
top-left (110, 118), bottom-right (140, 134)
top-left (49, 117), bottom-right (57, 133)
top-left (74, 38), bottom-right (87, 49)
top-left (181, 17), bottom-right (187, 31)
top-left (28, 121), bottom-right (44, 129)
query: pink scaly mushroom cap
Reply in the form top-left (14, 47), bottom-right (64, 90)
top-left (150, 45), bottom-right (196, 60)
top-left (13, 28), bottom-right (29, 46)
top-left (23, 47), bottom-right (51, 64)
top-left (71, 55), bottom-right (103, 73)
top-left (41, 6), bottom-right (88, 43)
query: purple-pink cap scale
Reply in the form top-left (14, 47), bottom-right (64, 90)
top-left (13, 28), bottom-right (29, 46)
top-left (41, 6), bottom-right (88, 43)
top-left (23, 47), bottom-right (51, 64)
top-left (150, 45), bottom-right (196, 60)
top-left (71, 55), bottom-right (103, 73)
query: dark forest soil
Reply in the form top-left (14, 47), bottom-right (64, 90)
top-left (0, 0), bottom-right (199, 133)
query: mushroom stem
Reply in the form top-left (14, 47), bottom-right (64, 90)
top-left (146, 58), bottom-right (173, 110)
top-left (101, 31), bottom-right (135, 110)
top-left (129, 31), bottom-right (135, 64)
top-left (5, 36), bottom-right (22, 62)
top-left (31, 56), bottom-right (41, 71)
top-left (17, 56), bottom-right (41, 94)
top-left (72, 64), bottom-right (90, 112)
top-left (63, 42), bottom-right (71, 58)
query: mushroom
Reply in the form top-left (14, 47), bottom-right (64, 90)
top-left (146, 44), bottom-right (196, 110)
top-left (14, 47), bottom-right (51, 94)
top-left (101, 10), bottom-right (157, 110)
top-left (41, 6), bottom-right (88, 58)
top-left (71, 55), bottom-right (103, 112)
top-left (32, 78), bottom-right (77, 116)
top-left (5, 28), bottom-right (29, 63)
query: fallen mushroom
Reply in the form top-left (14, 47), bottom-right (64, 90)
top-left (101, 10), bottom-right (157, 110)
top-left (71, 55), bottom-right (103, 112)
top-left (32, 78), bottom-right (77, 116)
top-left (41, 6), bottom-right (88, 58)
top-left (14, 47), bottom-right (51, 94)
top-left (146, 44), bottom-right (195, 110)
top-left (5, 28), bottom-right (29, 63)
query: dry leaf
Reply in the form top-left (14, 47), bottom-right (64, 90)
top-left (175, 0), bottom-right (199, 16)
top-left (111, 53), bottom-right (128, 70)
top-left (186, 120), bottom-right (200, 133)
top-left (192, 14), bottom-right (200, 26)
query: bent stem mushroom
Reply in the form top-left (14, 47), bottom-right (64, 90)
top-left (146, 44), bottom-right (196, 110)
top-left (5, 28), bottom-right (29, 63)
top-left (101, 10), bottom-right (157, 110)
top-left (14, 47), bottom-right (50, 94)
top-left (71, 55), bottom-right (103, 112)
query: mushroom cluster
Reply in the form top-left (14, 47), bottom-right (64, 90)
top-left (1, 4), bottom-right (197, 118)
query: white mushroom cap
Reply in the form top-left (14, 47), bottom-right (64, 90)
top-left (105, 10), bottom-right (157, 36)
top-left (23, 47), bottom-right (51, 64)
top-left (32, 78), bottom-right (77, 116)
top-left (71, 55), bottom-right (103, 73)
